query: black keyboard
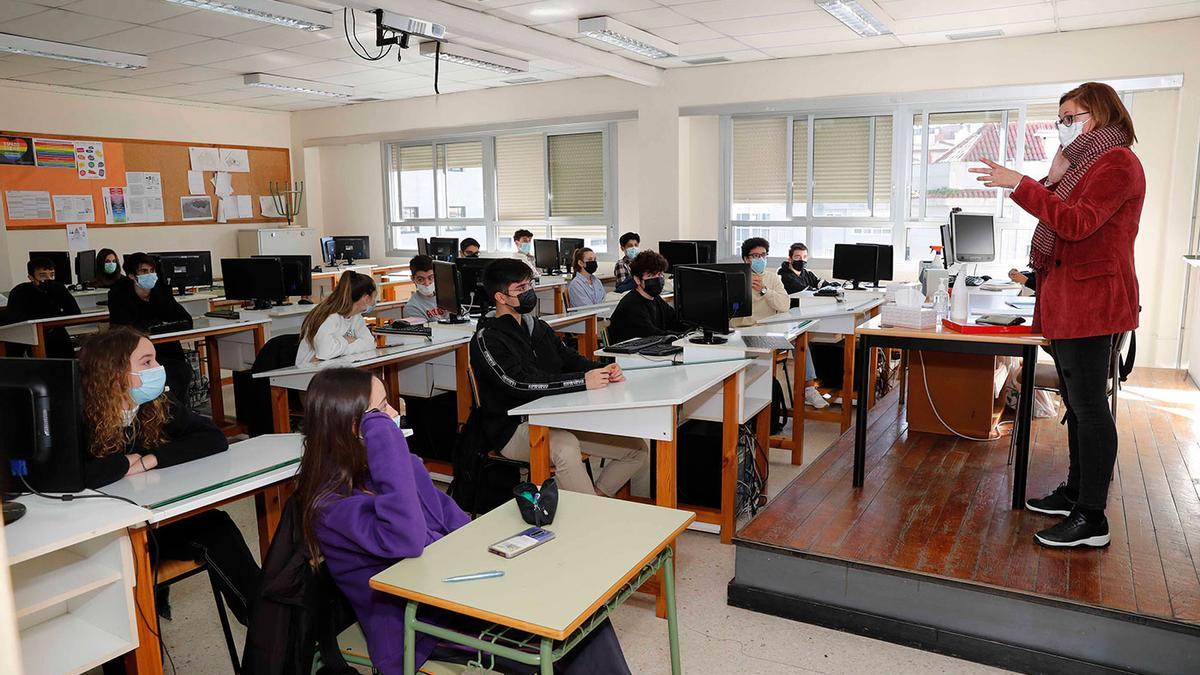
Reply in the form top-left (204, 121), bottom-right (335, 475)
top-left (639, 343), bottom-right (683, 357)
top-left (377, 322), bottom-right (433, 337)
top-left (814, 287), bottom-right (840, 297)
top-left (964, 275), bottom-right (990, 287)
top-left (205, 310), bottom-right (240, 320)
top-left (607, 334), bottom-right (675, 354)
top-left (146, 319), bottom-right (192, 335)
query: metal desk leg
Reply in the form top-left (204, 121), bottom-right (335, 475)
top-left (852, 335), bottom-right (871, 487)
top-left (540, 638), bottom-right (554, 675)
top-left (1013, 345), bottom-right (1037, 509)
top-left (663, 547), bottom-right (682, 675)
top-left (404, 601), bottom-right (418, 675)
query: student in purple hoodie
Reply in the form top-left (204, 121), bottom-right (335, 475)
top-left (294, 367), bottom-right (631, 674)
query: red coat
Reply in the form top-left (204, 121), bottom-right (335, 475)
top-left (1011, 147), bottom-right (1144, 341)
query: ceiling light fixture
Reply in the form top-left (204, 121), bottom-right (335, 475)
top-left (815, 0), bottom-right (892, 37)
top-left (0, 33), bottom-right (147, 69)
top-left (577, 16), bottom-right (678, 59)
top-left (243, 73), bottom-right (354, 98)
top-left (946, 29), bottom-right (1005, 41)
top-left (418, 42), bottom-right (529, 74)
top-left (164, 0), bottom-right (333, 32)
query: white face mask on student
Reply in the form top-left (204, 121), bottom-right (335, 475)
top-left (416, 283), bottom-right (435, 297)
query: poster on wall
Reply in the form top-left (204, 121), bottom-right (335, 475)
top-left (181, 195), bottom-right (213, 221)
top-left (0, 136), bottom-right (35, 165)
top-left (103, 187), bottom-right (128, 224)
top-left (4, 190), bottom-right (52, 220)
top-left (125, 171), bottom-right (165, 222)
top-left (188, 147), bottom-right (220, 172)
top-left (66, 223), bottom-right (91, 253)
top-left (52, 194), bottom-right (96, 222)
top-left (74, 141), bottom-right (106, 179)
top-left (33, 138), bottom-right (76, 168)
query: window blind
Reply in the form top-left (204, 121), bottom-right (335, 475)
top-left (873, 116), bottom-right (893, 215)
top-left (732, 117), bottom-right (788, 206)
top-left (548, 132), bottom-right (604, 217)
top-left (495, 134), bottom-right (546, 220)
top-left (813, 117), bottom-right (870, 205)
top-left (791, 117), bottom-right (808, 213)
top-left (394, 144), bottom-right (434, 219)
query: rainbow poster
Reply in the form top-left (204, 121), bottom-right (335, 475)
top-left (33, 138), bottom-right (76, 168)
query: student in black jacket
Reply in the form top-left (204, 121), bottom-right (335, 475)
top-left (778, 242), bottom-right (826, 294)
top-left (108, 252), bottom-right (194, 400)
top-left (3, 257), bottom-right (81, 358)
top-left (79, 327), bottom-right (260, 627)
top-left (470, 259), bottom-right (647, 495)
top-left (606, 250), bottom-right (684, 345)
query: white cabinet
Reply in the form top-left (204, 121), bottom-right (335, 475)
top-left (237, 227), bottom-right (316, 257)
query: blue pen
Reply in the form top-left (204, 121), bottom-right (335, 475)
top-left (443, 570), bottom-right (505, 583)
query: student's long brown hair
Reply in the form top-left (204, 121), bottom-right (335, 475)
top-left (294, 367), bottom-right (375, 565)
top-left (78, 327), bottom-right (170, 457)
top-left (1061, 82), bottom-right (1137, 145)
top-left (298, 270), bottom-right (376, 350)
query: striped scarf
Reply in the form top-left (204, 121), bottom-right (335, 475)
top-left (1029, 125), bottom-right (1130, 271)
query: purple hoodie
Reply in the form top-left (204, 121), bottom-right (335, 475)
top-left (314, 411), bottom-right (471, 674)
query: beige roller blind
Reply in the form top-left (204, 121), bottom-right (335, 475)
top-left (439, 141), bottom-right (482, 171)
top-left (732, 117), bottom-right (788, 205)
top-left (791, 117), bottom-right (809, 212)
top-left (548, 132), bottom-right (603, 217)
top-left (813, 117), bottom-right (870, 205)
top-left (873, 116), bottom-right (893, 214)
top-left (395, 144), bottom-right (433, 173)
top-left (495, 134), bottom-right (546, 220)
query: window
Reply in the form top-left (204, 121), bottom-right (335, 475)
top-left (548, 132), bottom-right (603, 217)
top-left (437, 142), bottom-right (483, 219)
top-left (496, 134), bottom-right (545, 221)
top-left (732, 117), bottom-right (788, 221)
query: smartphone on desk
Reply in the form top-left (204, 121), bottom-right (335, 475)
top-left (489, 527), bottom-right (556, 558)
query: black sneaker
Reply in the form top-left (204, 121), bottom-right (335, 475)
top-left (1026, 483), bottom-right (1076, 516)
top-left (1035, 509), bottom-right (1110, 548)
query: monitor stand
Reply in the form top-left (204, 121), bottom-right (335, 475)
top-left (174, 285), bottom-right (194, 296)
top-left (846, 279), bottom-right (866, 291)
top-left (250, 299), bottom-right (274, 311)
top-left (689, 329), bottom-right (727, 345)
top-left (439, 313), bottom-right (469, 325)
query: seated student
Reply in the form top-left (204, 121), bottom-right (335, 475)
top-left (4, 257), bottom-right (81, 358)
top-left (512, 228), bottom-right (535, 271)
top-left (606, 250), bottom-right (683, 345)
top-left (296, 367), bottom-right (630, 674)
top-left (567, 247), bottom-right (605, 307)
top-left (93, 248), bottom-right (124, 288)
top-left (613, 231), bottom-right (640, 293)
top-left (402, 255), bottom-right (446, 321)
top-left (732, 237), bottom-right (790, 328)
top-left (459, 237), bottom-right (480, 258)
top-left (295, 270), bottom-right (376, 366)
top-left (79, 327), bottom-right (260, 627)
top-left (778, 243), bottom-right (826, 294)
top-left (471, 259), bottom-right (647, 496)
top-left (108, 252), bottom-right (194, 399)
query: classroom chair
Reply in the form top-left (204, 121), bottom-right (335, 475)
top-left (156, 558), bottom-right (241, 673)
top-left (315, 623), bottom-right (485, 675)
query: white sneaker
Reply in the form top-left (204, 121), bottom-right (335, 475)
top-left (805, 386), bottom-right (829, 409)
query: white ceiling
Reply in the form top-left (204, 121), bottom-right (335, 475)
top-left (0, 0), bottom-right (1198, 112)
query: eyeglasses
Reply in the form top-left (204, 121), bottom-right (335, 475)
top-left (508, 282), bottom-right (534, 295)
top-left (1056, 111), bottom-right (1090, 127)
top-left (746, 252), bottom-right (768, 260)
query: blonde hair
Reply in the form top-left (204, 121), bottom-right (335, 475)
top-left (299, 270), bottom-right (376, 349)
top-left (79, 327), bottom-right (170, 457)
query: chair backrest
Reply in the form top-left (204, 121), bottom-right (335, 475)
top-left (465, 353), bottom-right (481, 408)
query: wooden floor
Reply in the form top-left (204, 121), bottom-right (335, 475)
top-left (738, 368), bottom-right (1200, 625)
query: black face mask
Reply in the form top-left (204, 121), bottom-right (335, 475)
top-left (642, 277), bottom-right (665, 297)
top-left (513, 288), bottom-right (538, 314)
top-left (584, 261), bottom-right (598, 274)
top-left (792, 259), bottom-right (806, 270)
top-left (34, 279), bottom-right (56, 291)
top-left (466, 252), bottom-right (479, 258)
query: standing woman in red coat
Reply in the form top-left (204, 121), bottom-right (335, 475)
top-left (972, 82), bottom-right (1144, 549)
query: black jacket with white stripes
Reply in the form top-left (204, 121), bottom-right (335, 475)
top-left (469, 312), bottom-right (603, 451)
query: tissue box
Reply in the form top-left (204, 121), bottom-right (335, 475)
top-left (885, 282), bottom-right (924, 307)
top-left (881, 305), bottom-right (937, 329)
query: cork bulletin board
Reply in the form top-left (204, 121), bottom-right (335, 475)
top-left (0, 131), bottom-right (291, 230)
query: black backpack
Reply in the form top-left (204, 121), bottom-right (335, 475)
top-left (448, 410), bottom-right (520, 515)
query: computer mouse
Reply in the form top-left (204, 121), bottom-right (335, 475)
top-left (3, 501), bottom-right (26, 526)
top-left (298, 298), bottom-right (313, 305)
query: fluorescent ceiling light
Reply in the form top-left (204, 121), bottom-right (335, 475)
top-left (243, 72), bottom-right (353, 98)
top-left (164, 0), bottom-right (333, 32)
top-left (947, 29), bottom-right (1005, 41)
top-left (816, 0), bottom-right (892, 37)
top-left (577, 16), bottom-right (678, 59)
top-left (418, 41), bottom-right (529, 75)
top-left (0, 33), bottom-right (147, 69)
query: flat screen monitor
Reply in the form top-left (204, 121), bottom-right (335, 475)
top-left (533, 239), bottom-right (560, 273)
top-left (858, 244), bottom-right (894, 286)
top-left (75, 249), bottom-right (96, 287)
top-left (951, 213), bottom-right (995, 263)
top-left (320, 236), bottom-right (336, 266)
top-left (675, 266), bottom-right (730, 344)
top-left (428, 237), bottom-right (458, 260)
top-left (939, 224), bottom-right (954, 269)
top-left (331, 236), bottom-right (370, 264)
top-left (674, 240), bottom-right (717, 264)
top-left (432, 260), bottom-right (466, 322)
top-left (28, 251), bottom-right (72, 286)
top-left (454, 256), bottom-right (492, 312)
top-left (832, 244), bottom-right (879, 290)
top-left (659, 241), bottom-right (698, 273)
top-left (416, 237), bottom-right (429, 256)
top-left (558, 237), bottom-right (585, 269)
top-left (679, 263), bottom-right (752, 318)
top-left (253, 254), bottom-right (312, 298)
top-left (221, 257), bottom-right (285, 310)
top-left (0, 357), bottom-right (86, 494)
top-left (151, 251), bottom-right (213, 295)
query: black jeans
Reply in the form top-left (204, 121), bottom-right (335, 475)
top-left (152, 509), bottom-right (262, 625)
top-left (1051, 334), bottom-right (1117, 512)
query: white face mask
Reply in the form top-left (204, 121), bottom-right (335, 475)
top-left (1058, 119), bottom-right (1086, 148)
top-left (416, 282), bottom-right (435, 297)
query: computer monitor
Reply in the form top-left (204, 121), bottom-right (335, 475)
top-left (28, 251), bottom-right (72, 286)
top-left (939, 224), bottom-right (954, 269)
top-left (416, 237), bottom-right (429, 256)
top-left (221, 257), bottom-right (285, 310)
top-left (679, 263), bottom-right (752, 318)
top-left (533, 239), bottom-right (561, 274)
top-left (0, 358), bottom-right (86, 494)
top-left (331, 236), bottom-right (370, 265)
top-left (151, 251), bottom-right (213, 295)
top-left (432, 260), bottom-right (467, 323)
top-left (454, 256), bottom-right (492, 313)
top-left (558, 238), bottom-right (585, 269)
top-left (674, 266), bottom-right (729, 345)
top-left (858, 244), bottom-right (894, 287)
top-left (674, 240), bottom-right (717, 264)
top-left (951, 213), bottom-right (995, 263)
top-left (659, 241), bottom-right (698, 273)
top-left (75, 249), bottom-right (96, 288)
top-left (428, 237), bottom-right (458, 261)
top-left (832, 244), bottom-right (879, 290)
top-left (252, 254), bottom-right (312, 299)
top-left (320, 236), bottom-right (336, 266)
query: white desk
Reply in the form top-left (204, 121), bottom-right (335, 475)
top-left (0, 309), bottom-right (108, 357)
top-left (510, 358), bottom-right (756, 543)
top-left (215, 303), bottom-right (316, 370)
top-left (70, 287), bottom-right (109, 312)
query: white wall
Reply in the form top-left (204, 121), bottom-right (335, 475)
top-left (0, 82), bottom-right (293, 287)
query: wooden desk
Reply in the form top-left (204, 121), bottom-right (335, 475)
top-left (542, 309), bottom-right (601, 359)
top-left (510, 359), bottom-right (755, 545)
top-left (100, 433), bottom-right (304, 675)
top-left (534, 276), bottom-right (569, 315)
top-left (0, 309), bottom-right (108, 357)
top-left (369, 492), bottom-right (694, 674)
top-left (854, 316), bottom-right (1046, 509)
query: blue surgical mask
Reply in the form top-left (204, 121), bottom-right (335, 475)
top-left (130, 365), bottom-right (166, 405)
top-left (518, 242), bottom-right (531, 254)
top-left (103, 261), bottom-right (118, 274)
top-left (750, 258), bottom-right (767, 275)
top-left (625, 246), bottom-right (639, 260)
top-left (136, 272), bottom-right (158, 290)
